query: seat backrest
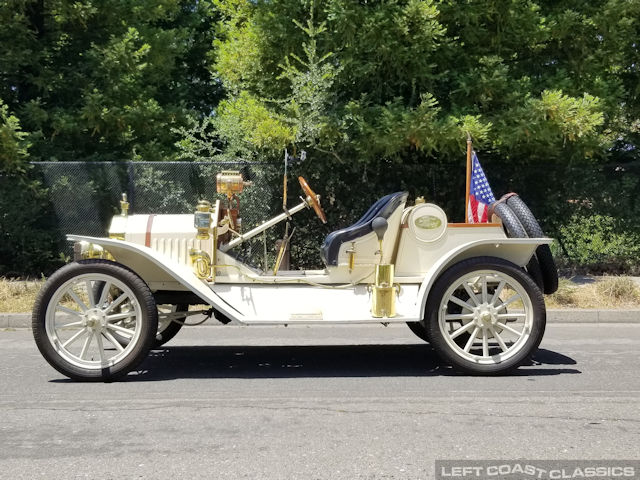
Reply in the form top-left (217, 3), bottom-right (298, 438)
top-left (321, 192), bottom-right (408, 266)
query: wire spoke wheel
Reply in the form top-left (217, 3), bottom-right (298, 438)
top-left (426, 257), bottom-right (545, 375)
top-left (33, 261), bottom-right (157, 381)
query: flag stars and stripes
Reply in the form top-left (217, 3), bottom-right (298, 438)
top-left (467, 151), bottom-right (496, 223)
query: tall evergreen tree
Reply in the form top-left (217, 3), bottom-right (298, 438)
top-left (0, 0), bottom-right (220, 162)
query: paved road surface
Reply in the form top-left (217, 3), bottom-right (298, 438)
top-left (1, 323), bottom-right (639, 479)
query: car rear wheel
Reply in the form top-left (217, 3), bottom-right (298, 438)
top-left (32, 261), bottom-right (158, 382)
top-left (154, 304), bottom-right (188, 348)
top-left (425, 257), bottom-right (546, 375)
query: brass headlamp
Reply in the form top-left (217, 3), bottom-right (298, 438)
top-left (216, 171), bottom-right (251, 200)
top-left (194, 200), bottom-right (213, 240)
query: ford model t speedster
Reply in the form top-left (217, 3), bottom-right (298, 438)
top-left (32, 165), bottom-right (558, 381)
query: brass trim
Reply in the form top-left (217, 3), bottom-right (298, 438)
top-left (371, 263), bottom-right (397, 318)
top-left (189, 249), bottom-right (212, 280)
top-left (120, 193), bottom-right (129, 217)
top-left (346, 242), bottom-right (356, 272)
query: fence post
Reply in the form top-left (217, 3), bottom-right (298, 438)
top-left (127, 162), bottom-right (136, 213)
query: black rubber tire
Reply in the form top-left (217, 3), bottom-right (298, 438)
top-left (506, 195), bottom-right (559, 294)
top-left (406, 321), bottom-right (430, 342)
top-left (492, 202), bottom-right (545, 291)
top-left (424, 256), bottom-right (546, 375)
top-left (32, 260), bottom-right (158, 382)
top-left (492, 201), bottom-right (526, 238)
top-left (153, 304), bottom-right (188, 348)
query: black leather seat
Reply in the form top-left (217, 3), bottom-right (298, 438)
top-left (321, 191), bottom-right (408, 266)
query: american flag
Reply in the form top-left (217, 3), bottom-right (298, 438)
top-left (467, 151), bottom-right (496, 223)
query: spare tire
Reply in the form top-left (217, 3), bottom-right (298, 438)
top-left (506, 195), bottom-right (558, 294)
top-left (492, 201), bottom-right (545, 292)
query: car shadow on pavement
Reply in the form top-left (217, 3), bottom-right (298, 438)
top-left (122, 344), bottom-right (580, 381)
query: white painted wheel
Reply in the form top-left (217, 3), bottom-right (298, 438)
top-left (425, 257), bottom-right (545, 374)
top-left (45, 272), bottom-right (144, 369)
top-left (33, 261), bottom-right (157, 381)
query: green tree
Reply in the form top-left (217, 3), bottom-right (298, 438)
top-left (0, 99), bottom-right (61, 274)
top-left (0, 0), bottom-right (220, 163)
top-left (209, 0), bottom-right (639, 268)
top-left (212, 0), bottom-right (631, 164)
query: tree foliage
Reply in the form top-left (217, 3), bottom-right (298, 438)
top-left (211, 0), bottom-right (638, 166)
top-left (2, 0), bottom-right (640, 274)
top-left (0, 0), bottom-right (220, 162)
top-left (208, 0), bottom-right (639, 268)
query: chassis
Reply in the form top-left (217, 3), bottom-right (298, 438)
top-left (32, 171), bottom-right (557, 381)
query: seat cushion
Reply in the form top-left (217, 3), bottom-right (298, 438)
top-left (321, 192), bottom-right (408, 266)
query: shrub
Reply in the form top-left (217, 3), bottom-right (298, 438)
top-left (555, 214), bottom-right (640, 275)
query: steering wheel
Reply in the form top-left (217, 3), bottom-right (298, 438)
top-left (298, 176), bottom-right (327, 224)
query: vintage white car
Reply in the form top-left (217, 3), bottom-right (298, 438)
top-left (32, 169), bottom-right (558, 381)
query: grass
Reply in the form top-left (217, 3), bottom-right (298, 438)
top-left (2, 276), bottom-right (640, 313)
top-left (0, 277), bottom-right (44, 313)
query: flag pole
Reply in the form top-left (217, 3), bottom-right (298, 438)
top-left (465, 132), bottom-right (472, 224)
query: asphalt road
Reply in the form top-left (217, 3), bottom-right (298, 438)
top-left (1, 323), bottom-right (639, 479)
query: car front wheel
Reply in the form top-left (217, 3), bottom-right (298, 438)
top-left (32, 261), bottom-right (158, 382)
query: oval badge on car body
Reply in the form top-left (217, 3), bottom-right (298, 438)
top-left (415, 215), bottom-right (442, 230)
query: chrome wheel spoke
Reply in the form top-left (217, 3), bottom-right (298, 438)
top-left (106, 312), bottom-right (135, 322)
top-left (60, 320), bottom-right (84, 329)
top-left (79, 331), bottom-right (93, 359)
top-left (61, 327), bottom-right (88, 349)
top-left (68, 288), bottom-right (88, 312)
top-left (56, 305), bottom-right (83, 317)
top-left (106, 323), bottom-right (135, 338)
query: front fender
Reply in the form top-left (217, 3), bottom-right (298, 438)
top-left (67, 235), bottom-right (244, 322)
top-left (416, 237), bottom-right (552, 319)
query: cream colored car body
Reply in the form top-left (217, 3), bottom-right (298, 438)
top-left (69, 199), bottom-right (549, 326)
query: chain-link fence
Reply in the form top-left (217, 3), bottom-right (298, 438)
top-left (3, 159), bottom-right (639, 275)
top-left (31, 161), bottom-right (284, 269)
